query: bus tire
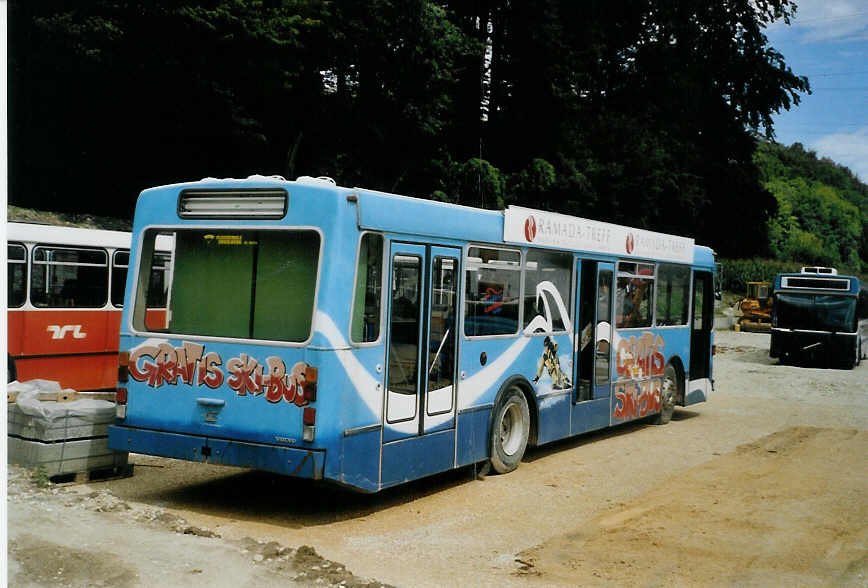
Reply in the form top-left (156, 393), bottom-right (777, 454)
top-left (489, 386), bottom-right (530, 474)
top-left (652, 363), bottom-right (679, 425)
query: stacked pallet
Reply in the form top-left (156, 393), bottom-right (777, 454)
top-left (7, 380), bottom-right (129, 482)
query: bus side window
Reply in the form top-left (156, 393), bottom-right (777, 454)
top-left (31, 247), bottom-right (108, 308)
top-left (464, 247), bottom-right (521, 336)
top-left (655, 264), bottom-right (690, 326)
top-left (8, 243), bottom-right (27, 308)
top-left (111, 250), bottom-right (130, 307)
top-left (523, 249), bottom-right (573, 332)
top-left (351, 233), bottom-right (384, 343)
top-left (616, 262), bottom-right (654, 329)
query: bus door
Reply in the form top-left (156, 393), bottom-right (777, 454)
top-left (593, 264), bottom-right (614, 400)
top-left (688, 270), bottom-right (714, 403)
top-left (382, 243), bottom-right (460, 484)
top-left (576, 260), bottom-right (610, 402)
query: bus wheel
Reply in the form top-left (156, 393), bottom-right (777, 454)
top-left (490, 387), bottom-right (530, 474)
top-left (653, 364), bottom-right (678, 425)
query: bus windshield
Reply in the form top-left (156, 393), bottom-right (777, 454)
top-left (775, 293), bottom-right (856, 332)
top-left (133, 228), bottom-right (320, 342)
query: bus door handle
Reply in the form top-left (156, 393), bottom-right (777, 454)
top-left (196, 398), bottom-right (226, 408)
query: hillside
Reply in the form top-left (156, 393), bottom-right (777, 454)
top-left (755, 141), bottom-right (868, 273)
top-left (8, 205), bottom-right (132, 232)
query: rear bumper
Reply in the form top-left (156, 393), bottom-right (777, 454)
top-left (108, 425), bottom-right (324, 480)
top-left (770, 329), bottom-right (856, 362)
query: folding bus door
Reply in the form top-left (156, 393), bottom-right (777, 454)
top-left (687, 270), bottom-right (714, 404)
top-left (571, 260), bottom-right (614, 434)
top-left (381, 243), bottom-right (460, 487)
top-left (594, 263), bottom-right (615, 402)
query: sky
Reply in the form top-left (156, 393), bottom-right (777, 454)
top-left (765, 0), bottom-right (868, 182)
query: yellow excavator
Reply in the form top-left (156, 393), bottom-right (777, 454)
top-left (734, 281), bottom-right (773, 332)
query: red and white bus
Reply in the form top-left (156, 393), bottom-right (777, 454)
top-left (6, 222), bottom-right (170, 390)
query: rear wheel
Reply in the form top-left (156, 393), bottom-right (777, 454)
top-left (489, 387), bottom-right (530, 474)
top-left (652, 364), bottom-right (679, 425)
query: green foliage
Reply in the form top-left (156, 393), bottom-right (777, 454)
top-left (506, 158), bottom-right (556, 207)
top-left (9, 0), bottom-right (816, 258)
top-left (721, 256), bottom-right (866, 293)
top-left (757, 142), bottom-right (867, 271)
top-left (30, 465), bottom-right (50, 488)
top-left (436, 158), bottom-right (506, 209)
top-left (8, 205), bottom-right (131, 231)
top-left (718, 258), bottom-right (802, 293)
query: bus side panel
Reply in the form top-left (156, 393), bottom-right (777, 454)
top-left (530, 332), bottom-right (573, 445)
top-left (7, 310), bottom-right (25, 359)
top-left (381, 429), bottom-right (454, 489)
top-left (15, 355), bottom-right (118, 391)
top-left (611, 327), bottom-right (692, 422)
top-left (21, 310), bottom-right (113, 356)
top-left (339, 429), bottom-right (381, 492)
top-left (313, 347), bottom-right (384, 492)
top-left (536, 392), bottom-right (572, 445)
top-left (457, 332), bottom-right (576, 451)
top-left (456, 406), bottom-right (491, 467)
top-left (570, 397), bottom-right (611, 435)
top-left (13, 309), bottom-right (118, 390)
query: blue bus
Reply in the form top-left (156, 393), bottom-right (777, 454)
top-left (770, 267), bottom-right (868, 369)
top-left (109, 175), bottom-right (716, 492)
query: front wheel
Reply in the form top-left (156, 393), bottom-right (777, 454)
top-left (652, 364), bottom-right (679, 425)
top-left (489, 387), bottom-right (530, 474)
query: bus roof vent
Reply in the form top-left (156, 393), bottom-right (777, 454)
top-left (295, 176), bottom-right (337, 186)
top-left (781, 276), bottom-right (851, 291)
top-left (178, 189), bottom-right (287, 219)
top-left (800, 266), bottom-right (837, 275)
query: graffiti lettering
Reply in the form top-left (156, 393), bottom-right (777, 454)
top-left (129, 343), bottom-right (314, 407)
top-left (616, 332), bottom-right (665, 380)
top-left (614, 379), bottom-right (662, 420)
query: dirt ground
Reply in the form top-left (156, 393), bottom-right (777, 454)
top-left (6, 330), bottom-right (868, 587)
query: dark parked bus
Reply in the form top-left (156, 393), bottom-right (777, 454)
top-left (770, 267), bottom-right (868, 368)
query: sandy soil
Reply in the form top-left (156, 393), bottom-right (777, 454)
top-left (6, 330), bottom-right (868, 587)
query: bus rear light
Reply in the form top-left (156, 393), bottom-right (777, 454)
top-left (115, 387), bottom-right (128, 419)
top-left (303, 367), bottom-right (318, 402)
top-left (118, 351), bottom-right (130, 383)
top-left (302, 407), bottom-right (316, 442)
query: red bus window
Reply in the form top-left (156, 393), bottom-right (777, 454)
top-left (111, 250), bottom-right (130, 307)
top-left (31, 247), bottom-right (108, 308)
top-left (8, 243), bottom-right (27, 308)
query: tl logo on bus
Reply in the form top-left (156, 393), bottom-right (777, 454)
top-left (129, 342), bottom-right (316, 406)
top-left (46, 325), bottom-right (87, 340)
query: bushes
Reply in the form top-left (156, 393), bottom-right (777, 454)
top-left (719, 257), bottom-right (866, 293)
top-left (719, 258), bottom-right (802, 293)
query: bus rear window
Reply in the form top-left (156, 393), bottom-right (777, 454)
top-left (134, 229), bottom-right (320, 342)
top-left (775, 294), bottom-right (856, 333)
